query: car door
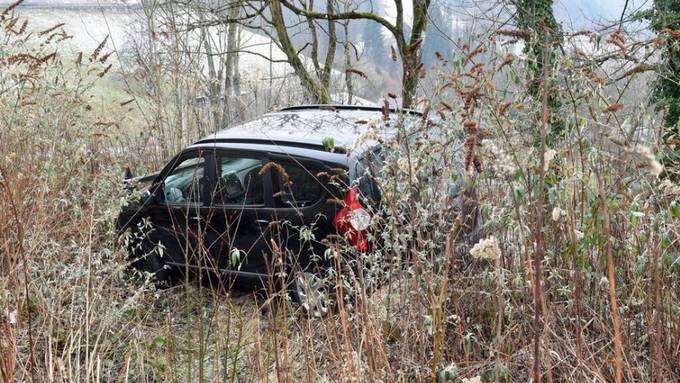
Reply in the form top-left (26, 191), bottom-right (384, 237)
top-left (203, 149), bottom-right (276, 285)
top-left (145, 149), bottom-right (212, 269)
top-left (267, 155), bottom-right (336, 271)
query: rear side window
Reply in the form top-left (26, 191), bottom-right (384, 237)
top-left (271, 158), bottom-right (324, 207)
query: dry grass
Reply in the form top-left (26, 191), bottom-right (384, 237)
top-left (1, 7), bottom-right (680, 383)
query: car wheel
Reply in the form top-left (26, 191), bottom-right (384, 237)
top-left (130, 235), bottom-right (175, 286)
top-left (292, 271), bottom-right (332, 318)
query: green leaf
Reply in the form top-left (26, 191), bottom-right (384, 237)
top-left (577, 117), bottom-right (586, 128)
top-left (630, 211), bottom-right (644, 225)
top-left (661, 235), bottom-right (671, 249)
top-left (154, 335), bottom-right (166, 348)
top-left (322, 136), bottom-right (334, 152)
top-left (671, 201), bottom-right (680, 218)
top-left (231, 248), bottom-right (241, 267)
top-left (514, 186), bottom-right (525, 201)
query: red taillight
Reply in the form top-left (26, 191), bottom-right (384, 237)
top-left (333, 187), bottom-right (371, 252)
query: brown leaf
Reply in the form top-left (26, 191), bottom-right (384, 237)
top-left (663, 28), bottom-right (680, 41)
top-left (622, 64), bottom-right (652, 78)
top-left (497, 53), bottom-right (513, 71)
top-left (464, 47), bottom-right (485, 66)
top-left (345, 68), bottom-right (368, 79)
top-left (603, 103), bottom-right (624, 113)
top-left (90, 35), bottom-right (108, 62)
top-left (421, 103), bottom-right (431, 119)
top-left (498, 101), bottom-right (512, 115)
top-left (39, 23), bottom-right (64, 36)
top-left (496, 29), bottom-right (531, 40)
top-left (97, 63), bottom-right (112, 78)
top-left (0, 0), bottom-right (24, 19)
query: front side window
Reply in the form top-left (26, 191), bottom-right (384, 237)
top-left (215, 154), bottom-right (265, 205)
top-left (163, 155), bottom-right (206, 204)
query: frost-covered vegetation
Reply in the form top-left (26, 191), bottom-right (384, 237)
top-left (1, 0), bottom-right (680, 382)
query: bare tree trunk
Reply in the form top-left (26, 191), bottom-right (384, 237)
top-left (233, 23), bottom-right (242, 118)
top-left (268, 37), bottom-right (273, 110)
top-left (274, 0), bottom-right (432, 108)
top-left (400, 50), bottom-right (419, 108)
top-left (342, 20), bottom-right (353, 104)
top-left (168, 5), bottom-right (186, 149)
top-left (141, 2), bottom-right (168, 156)
top-left (200, 17), bottom-right (221, 133)
top-left (305, 0), bottom-right (322, 78)
top-left (400, 0), bottom-right (429, 108)
top-left (224, 2), bottom-right (240, 127)
top-left (270, 0), bottom-right (331, 104)
top-left (320, 0), bottom-right (336, 89)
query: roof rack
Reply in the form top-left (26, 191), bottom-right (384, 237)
top-left (279, 104), bottom-right (423, 116)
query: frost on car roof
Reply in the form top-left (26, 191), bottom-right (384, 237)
top-left (201, 108), bottom-right (420, 149)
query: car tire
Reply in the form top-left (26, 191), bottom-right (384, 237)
top-left (291, 271), bottom-right (334, 318)
top-left (136, 249), bottom-right (173, 285)
top-left (129, 232), bottom-right (175, 286)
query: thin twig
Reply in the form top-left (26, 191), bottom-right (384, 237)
top-left (594, 168), bottom-right (624, 383)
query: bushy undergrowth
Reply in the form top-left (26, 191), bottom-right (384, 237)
top-left (1, 6), bottom-right (680, 383)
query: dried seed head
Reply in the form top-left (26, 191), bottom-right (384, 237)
top-left (626, 145), bottom-right (663, 176)
top-left (470, 236), bottom-right (501, 261)
top-left (543, 148), bottom-right (556, 172)
top-left (552, 207), bottom-right (566, 222)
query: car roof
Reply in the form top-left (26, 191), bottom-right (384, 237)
top-left (195, 105), bottom-right (422, 150)
top-left (189, 140), bottom-right (352, 168)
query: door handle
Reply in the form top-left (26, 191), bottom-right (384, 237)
top-left (189, 216), bottom-right (203, 223)
top-left (256, 219), bottom-right (277, 230)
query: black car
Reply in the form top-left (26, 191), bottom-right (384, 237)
top-left (117, 105), bottom-right (480, 315)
